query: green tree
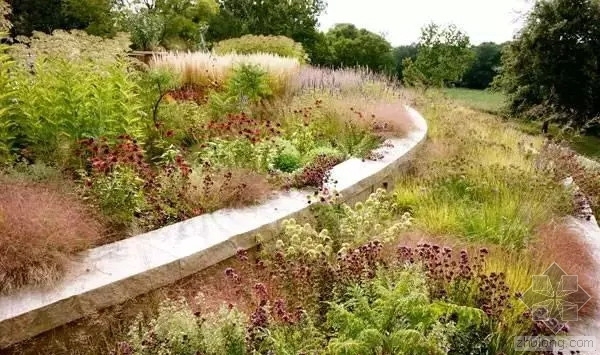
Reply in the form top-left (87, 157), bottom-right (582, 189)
top-left (206, 0), bottom-right (325, 60)
top-left (63, 0), bottom-right (117, 36)
top-left (9, 0), bottom-right (116, 36)
top-left (403, 23), bottom-right (474, 88)
top-left (393, 44), bottom-right (418, 80)
top-left (460, 42), bottom-right (503, 89)
top-left (120, 0), bottom-right (218, 50)
top-left (322, 23), bottom-right (394, 72)
top-left (495, 0), bottom-right (600, 130)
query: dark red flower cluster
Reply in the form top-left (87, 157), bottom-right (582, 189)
top-left (79, 135), bottom-right (147, 176)
top-left (291, 154), bottom-right (343, 189)
top-left (204, 112), bottom-right (282, 143)
top-left (520, 310), bottom-right (569, 337)
top-left (167, 84), bottom-right (212, 104)
top-left (397, 244), bottom-right (514, 320)
top-left (336, 241), bottom-right (383, 284)
top-left (292, 99), bottom-right (323, 119)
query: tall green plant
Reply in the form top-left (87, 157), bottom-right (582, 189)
top-left (325, 269), bottom-right (487, 355)
top-left (403, 23), bottom-right (474, 88)
top-left (13, 57), bottom-right (145, 166)
top-left (0, 40), bottom-right (15, 163)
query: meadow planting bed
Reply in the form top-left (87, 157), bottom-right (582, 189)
top-left (0, 31), bottom-right (422, 348)
top-left (2, 31), bottom-right (600, 355)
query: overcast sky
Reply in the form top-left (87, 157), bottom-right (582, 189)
top-left (319, 0), bottom-right (535, 46)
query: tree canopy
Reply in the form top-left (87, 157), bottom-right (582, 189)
top-left (393, 44), bottom-right (418, 80)
top-left (9, 0), bottom-right (116, 37)
top-left (118, 0), bottom-right (218, 50)
top-left (496, 0), bottom-right (600, 129)
top-left (318, 23), bottom-right (394, 72)
top-left (206, 0), bottom-right (325, 57)
top-left (402, 23), bottom-right (474, 88)
top-left (460, 42), bottom-right (503, 90)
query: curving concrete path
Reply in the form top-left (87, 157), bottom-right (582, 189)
top-left (0, 107), bottom-right (428, 348)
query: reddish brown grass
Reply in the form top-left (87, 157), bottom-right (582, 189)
top-left (369, 102), bottom-right (415, 138)
top-left (532, 221), bottom-right (599, 318)
top-left (0, 179), bottom-right (104, 293)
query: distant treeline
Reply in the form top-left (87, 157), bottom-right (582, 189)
top-left (394, 42), bottom-right (504, 90)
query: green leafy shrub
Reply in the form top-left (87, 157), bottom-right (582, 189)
top-left (9, 30), bottom-right (131, 64)
top-left (124, 300), bottom-right (247, 355)
top-left (10, 31), bottom-right (144, 167)
top-left (126, 299), bottom-right (203, 355)
top-left (122, 9), bottom-right (165, 51)
top-left (196, 138), bottom-right (279, 172)
top-left (207, 64), bottom-right (273, 117)
top-left (201, 306), bottom-right (247, 355)
top-left (337, 122), bottom-right (382, 158)
top-left (227, 64), bottom-right (273, 103)
top-left (274, 141), bottom-right (302, 172)
top-left (83, 166), bottom-right (146, 227)
top-left (303, 146), bottom-right (345, 164)
top-left (214, 35), bottom-right (307, 63)
top-left (0, 40), bottom-right (15, 163)
top-left (325, 268), bottom-right (486, 355)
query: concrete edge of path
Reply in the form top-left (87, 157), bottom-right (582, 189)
top-left (0, 106), bottom-right (428, 349)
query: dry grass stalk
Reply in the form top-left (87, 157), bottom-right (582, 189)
top-left (151, 51), bottom-right (300, 87)
top-left (186, 169), bottom-right (272, 212)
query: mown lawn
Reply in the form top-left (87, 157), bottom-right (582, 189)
top-left (444, 88), bottom-right (600, 160)
top-left (442, 87), bottom-right (506, 114)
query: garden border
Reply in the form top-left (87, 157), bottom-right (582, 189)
top-left (0, 106), bottom-right (427, 348)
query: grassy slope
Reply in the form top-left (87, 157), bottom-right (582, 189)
top-left (442, 87), bottom-right (506, 114)
top-left (444, 87), bottom-right (600, 160)
top-left (5, 91), bottom-right (591, 355)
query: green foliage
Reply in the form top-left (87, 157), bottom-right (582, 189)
top-left (443, 88), bottom-right (506, 115)
top-left (0, 40), bottom-right (15, 163)
top-left (393, 44), bottom-right (418, 80)
top-left (274, 141), bottom-right (302, 172)
top-left (257, 317), bottom-right (326, 354)
top-left (459, 42), bottom-right (503, 90)
top-left (276, 189), bottom-right (412, 256)
top-left (196, 138), bottom-right (278, 172)
top-left (84, 166), bottom-right (146, 226)
top-left (322, 24), bottom-right (395, 72)
top-left (227, 64), bottom-right (273, 103)
top-left (9, 0), bottom-right (116, 36)
top-left (127, 299), bottom-right (247, 355)
top-left (495, 0), bottom-right (600, 129)
top-left (325, 268), bottom-right (486, 355)
top-left (12, 55), bottom-right (144, 166)
top-left (121, 0), bottom-right (218, 50)
top-left (206, 63), bottom-right (274, 118)
top-left (7, 31), bottom-right (142, 166)
top-left (200, 306), bottom-right (247, 355)
top-left (337, 122), bottom-right (382, 159)
top-left (121, 9), bottom-right (165, 51)
top-left (214, 35), bottom-right (307, 62)
top-left (303, 146), bottom-right (345, 165)
top-left (9, 30), bottom-right (131, 63)
top-left (394, 96), bottom-right (571, 249)
top-left (403, 23), bottom-right (474, 88)
top-left (62, 0), bottom-right (117, 36)
top-left (156, 101), bottom-right (210, 147)
top-left (207, 0), bottom-right (325, 59)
